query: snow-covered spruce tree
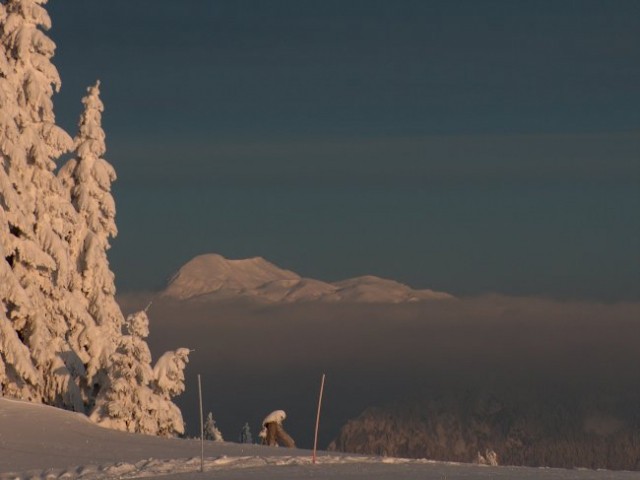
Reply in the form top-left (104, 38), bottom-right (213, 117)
top-left (0, 0), bottom-right (190, 436)
top-left (90, 311), bottom-right (189, 437)
top-left (58, 81), bottom-right (123, 392)
top-left (0, 15), bottom-right (40, 398)
top-left (0, 0), bottom-right (89, 410)
top-left (204, 412), bottom-right (224, 442)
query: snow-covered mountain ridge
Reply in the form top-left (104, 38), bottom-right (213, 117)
top-left (162, 254), bottom-right (453, 303)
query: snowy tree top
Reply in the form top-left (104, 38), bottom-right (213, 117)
top-left (125, 310), bottom-right (149, 338)
top-left (262, 410), bottom-right (286, 426)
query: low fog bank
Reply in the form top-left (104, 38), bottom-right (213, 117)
top-left (118, 293), bottom-right (640, 449)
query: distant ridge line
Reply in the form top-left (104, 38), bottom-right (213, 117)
top-left (162, 253), bottom-right (453, 304)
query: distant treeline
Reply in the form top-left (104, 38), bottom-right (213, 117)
top-left (329, 389), bottom-right (640, 471)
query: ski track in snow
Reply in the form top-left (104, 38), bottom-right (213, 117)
top-left (4, 455), bottom-right (640, 480)
top-left (0, 455), bottom-right (435, 480)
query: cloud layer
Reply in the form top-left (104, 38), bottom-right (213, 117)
top-left (119, 293), bottom-right (640, 448)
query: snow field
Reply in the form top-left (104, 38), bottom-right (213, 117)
top-left (2, 398), bottom-right (639, 480)
top-left (5, 455), bottom-right (640, 480)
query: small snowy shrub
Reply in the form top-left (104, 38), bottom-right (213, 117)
top-left (240, 422), bottom-right (253, 444)
top-left (204, 412), bottom-right (224, 442)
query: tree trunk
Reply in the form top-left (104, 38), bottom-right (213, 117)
top-left (263, 422), bottom-right (295, 448)
top-left (275, 423), bottom-right (296, 448)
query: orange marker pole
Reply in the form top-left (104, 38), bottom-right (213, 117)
top-left (198, 374), bottom-right (204, 472)
top-left (312, 373), bottom-right (326, 464)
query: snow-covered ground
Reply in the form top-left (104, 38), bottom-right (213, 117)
top-left (1, 398), bottom-right (638, 480)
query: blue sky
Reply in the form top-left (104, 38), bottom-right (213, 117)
top-left (47, 1), bottom-right (639, 300)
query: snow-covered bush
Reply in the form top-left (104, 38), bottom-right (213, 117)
top-left (476, 449), bottom-right (499, 466)
top-left (89, 311), bottom-right (189, 437)
top-left (240, 422), bottom-right (253, 444)
top-left (204, 412), bottom-right (224, 442)
top-left (153, 347), bottom-right (190, 399)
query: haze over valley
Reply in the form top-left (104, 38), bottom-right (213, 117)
top-left (120, 253), bottom-right (640, 470)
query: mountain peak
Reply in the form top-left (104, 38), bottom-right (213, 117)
top-left (163, 253), bottom-right (453, 303)
top-left (163, 254), bottom-right (300, 300)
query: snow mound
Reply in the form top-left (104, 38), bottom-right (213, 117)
top-left (162, 254), bottom-right (453, 304)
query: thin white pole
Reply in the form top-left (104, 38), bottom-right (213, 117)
top-left (198, 374), bottom-right (204, 472)
top-left (312, 373), bottom-right (326, 464)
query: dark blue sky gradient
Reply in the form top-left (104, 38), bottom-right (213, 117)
top-left (47, 1), bottom-right (639, 300)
